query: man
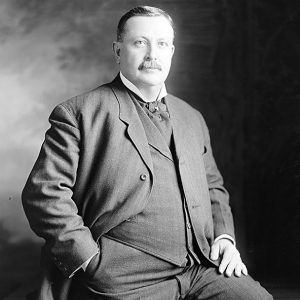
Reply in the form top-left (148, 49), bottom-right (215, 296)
top-left (22, 6), bottom-right (272, 300)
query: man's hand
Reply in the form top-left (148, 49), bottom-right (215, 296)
top-left (210, 238), bottom-right (248, 277)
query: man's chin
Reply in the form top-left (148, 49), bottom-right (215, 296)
top-left (140, 80), bottom-right (165, 88)
top-left (139, 73), bottom-right (166, 86)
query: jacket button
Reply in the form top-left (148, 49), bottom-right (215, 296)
top-left (140, 174), bottom-right (147, 181)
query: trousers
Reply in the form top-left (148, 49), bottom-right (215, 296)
top-left (68, 236), bottom-right (272, 300)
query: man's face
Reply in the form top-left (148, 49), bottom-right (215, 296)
top-left (113, 16), bottom-right (175, 90)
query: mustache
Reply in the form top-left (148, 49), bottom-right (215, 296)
top-left (138, 60), bottom-right (162, 71)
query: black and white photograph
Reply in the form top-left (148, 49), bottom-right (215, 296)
top-left (0, 1), bottom-right (299, 299)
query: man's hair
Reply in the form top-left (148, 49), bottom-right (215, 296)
top-left (117, 6), bottom-right (175, 42)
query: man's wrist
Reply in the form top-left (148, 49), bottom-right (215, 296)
top-left (214, 234), bottom-right (236, 246)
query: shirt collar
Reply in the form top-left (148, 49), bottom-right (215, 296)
top-left (120, 72), bottom-right (167, 103)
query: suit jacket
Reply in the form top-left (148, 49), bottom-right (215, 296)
top-left (22, 75), bottom-right (234, 299)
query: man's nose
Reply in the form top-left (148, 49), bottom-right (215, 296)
top-left (145, 44), bottom-right (158, 60)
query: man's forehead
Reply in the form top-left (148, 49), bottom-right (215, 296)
top-left (123, 16), bottom-right (174, 39)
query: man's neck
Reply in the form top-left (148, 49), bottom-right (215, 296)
top-left (138, 85), bottom-right (162, 102)
top-left (120, 72), bottom-right (167, 103)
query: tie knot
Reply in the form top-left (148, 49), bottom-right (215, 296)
top-left (146, 100), bottom-right (169, 121)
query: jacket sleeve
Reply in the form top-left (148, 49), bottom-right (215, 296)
top-left (199, 115), bottom-right (235, 240)
top-left (22, 104), bottom-right (99, 277)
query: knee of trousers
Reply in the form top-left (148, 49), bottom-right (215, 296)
top-left (229, 280), bottom-right (273, 300)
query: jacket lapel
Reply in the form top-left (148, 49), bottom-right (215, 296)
top-left (110, 75), bottom-right (153, 174)
top-left (165, 95), bottom-right (192, 162)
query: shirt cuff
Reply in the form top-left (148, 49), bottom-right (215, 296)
top-left (214, 234), bottom-right (236, 247)
top-left (68, 250), bottom-right (99, 278)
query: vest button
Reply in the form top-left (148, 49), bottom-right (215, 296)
top-left (140, 174), bottom-right (147, 181)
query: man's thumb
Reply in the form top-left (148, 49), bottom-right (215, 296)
top-left (210, 243), bottom-right (220, 261)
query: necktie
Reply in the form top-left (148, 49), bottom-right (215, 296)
top-left (141, 99), bottom-right (170, 121)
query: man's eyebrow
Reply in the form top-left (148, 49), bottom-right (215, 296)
top-left (133, 36), bottom-right (171, 41)
top-left (130, 35), bottom-right (148, 41)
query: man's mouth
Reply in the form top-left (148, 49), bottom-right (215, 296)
top-left (139, 61), bottom-right (162, 71)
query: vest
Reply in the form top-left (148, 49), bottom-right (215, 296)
top-left (106, 92), bottom-right (200, 266)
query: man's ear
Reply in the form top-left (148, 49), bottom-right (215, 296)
top-left (112, 41), bottom-right (121, 64)
top-left (171, 44), bottom-right (175, 57)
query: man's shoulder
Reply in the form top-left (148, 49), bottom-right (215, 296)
top-left (59, 81), bottom-right (116, 113)
top-left (50, 80), bottom-right (120, 124)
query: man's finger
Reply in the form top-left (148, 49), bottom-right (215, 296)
top-left (234, 262), bottom-right (242, 277)
top-left (224, 256), bottom-right (239, 277)
top-left (241, 263), bottom-right (248, 276)
top-left (210, 243), bottom-right (220, 261)
top-left (218, 247), bottom-right (233, 274)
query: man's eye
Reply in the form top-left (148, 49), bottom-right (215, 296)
top-left (135, 40), bottom-right (146, 46)
top-left (158, 41), bottom-right (168, 48)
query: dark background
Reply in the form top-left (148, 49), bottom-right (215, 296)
top-left (0, 0), bottom-right (299, 299)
